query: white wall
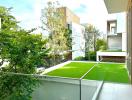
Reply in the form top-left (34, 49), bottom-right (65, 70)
top-left (71, 23), bottom-right (85, 60)
top-left (108, 36), bottom-right (122, 50)
top-left (122, 32), bottom-right (127, 51)
top-left (117, 13), bottom-right (127, 51)
top-left (117, 12), bottom-right (126, 33)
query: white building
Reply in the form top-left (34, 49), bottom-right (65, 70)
top-left (97, 13), bottom-right (127, 62)
top-left (71, 22), bottom-right (85, 60)
top-left (107, 13), bottom-right (126, 51)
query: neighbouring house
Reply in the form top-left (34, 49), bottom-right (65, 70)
top-left (107, 13), bottom-right (126, 51)
top-left (71, 22), bottom-right (85, 60)
top-left (104, 0), bottom-right (132, 83)
top-left (41, 7), bottom-right (85, 60)
top-left (97, 13), bottom-right (127, 62)
top-left (58, 7), bottom-right (85, 60)
top-left (58, 7), bottom-right (80, 26)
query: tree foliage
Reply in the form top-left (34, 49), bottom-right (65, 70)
top-left (0, 6), bottom-right (49, 99)
top-left (64, 28), bottom-right (72, 50)
top-left (83, 24), bottom-right (101, 60)
top-left (84, 24), bottom-right (100, 52)
top-left (0, 7), bottom-right (18, 30)
top-left (41, 1), bottom-right (69, 65)
top-left (96, 39), bottom-right (107, 51)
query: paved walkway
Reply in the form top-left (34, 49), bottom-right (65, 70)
top-left (98, 82), bottom-right (132, 100)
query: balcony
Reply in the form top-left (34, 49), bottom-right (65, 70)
top-left (107, 32), bottom-right (117, 36)
top-left (104, 0), bottom-right (129, 13)
top-left (32, 61), bottom-right (131, 100)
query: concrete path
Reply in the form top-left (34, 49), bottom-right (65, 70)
top-left (98, 82), bottom-right (132, 100)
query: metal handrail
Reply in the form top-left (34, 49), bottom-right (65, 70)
top-left (0, 71), bottom-right (80, 80)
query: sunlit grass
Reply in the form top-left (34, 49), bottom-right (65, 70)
top-left (46, 62), bottom-right (130, 83)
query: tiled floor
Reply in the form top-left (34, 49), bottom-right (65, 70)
top-left (98, 82), bottom-right (132, 100)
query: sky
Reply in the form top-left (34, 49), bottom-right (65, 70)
top-left (0, 0), bottom-right (41, 32)
top-left (0, 0), bottom-right (117, 34)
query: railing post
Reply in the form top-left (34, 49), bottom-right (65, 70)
top-left (79, 79), bottom-right (81, 100)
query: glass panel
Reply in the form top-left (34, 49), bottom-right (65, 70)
top-left (81, 79), bottom-right (99, 100)
top-left (80, 62), bottom-right (104, 100)
top-left (32, 76), bottom-right (80, 100)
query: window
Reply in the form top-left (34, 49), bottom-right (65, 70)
top-left (111, 27), bottom-right (116, 34)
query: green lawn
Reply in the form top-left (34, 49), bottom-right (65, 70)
top-left (46, 62), bottom-right (130, 83)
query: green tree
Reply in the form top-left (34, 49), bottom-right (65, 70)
top-left (83, 24), bottom-right (101, 60)
top-left (84, 24), bottom-right (100, 52)
top-left (64, 28), bottom-right (72, 50)
top-left (0, 7), bottom-right (18, 30)
top-left (41, 1), bottom-right (68, 65)
top-left (96, 39), bottom-right (107, 51)
top-left (0, 6), bottom-right (19, 66)
top-left (0, 6), bottom-right (49, 99)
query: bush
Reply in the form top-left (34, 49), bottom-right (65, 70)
top-left (85, 51), bottom-right (96, 61)
top-left (74, 56), bottom-right (85, 61)
top-left (63, 52), bottom-right (72, 61)
top-left (45, 54), bottom-right (63, 67)
top-left (96, 39), bottom-right (107, 51)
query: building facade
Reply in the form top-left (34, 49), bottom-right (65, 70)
top-left (58, 7), bottom-right (86, 60)
top-left (71, 22), bottom-right (85, 59)
top-left (41, 7), bottom-right (85, 60)
top-left (58, 7), bottom-right (80, 26)
top-left (107, 13), bottom-right (127, 51)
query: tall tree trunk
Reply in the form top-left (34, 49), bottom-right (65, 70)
top-left (93, 33), bottom-right (96, 52)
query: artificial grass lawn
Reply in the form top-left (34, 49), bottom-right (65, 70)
top-left (84, 63), bottom-right (130, 83)
top-left (46, 62), bottom-right (96, 78)
top-left (46, 62), bottom-right (130, 83)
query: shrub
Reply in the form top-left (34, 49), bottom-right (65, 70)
top-left (85, 51), bottom-right (96, 61)
top-left (74, 56), bottom-right (85, 61)
top-left (45, 54), bottom-right (63, 67)
top-left (96, 39), bottom-right (107, 51)
top-left (63, 52), bottom-right (72, 61)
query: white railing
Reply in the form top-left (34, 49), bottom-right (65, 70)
top-left (107, 32), bottom-right (117, 35)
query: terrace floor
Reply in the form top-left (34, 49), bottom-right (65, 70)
top-left (98, 82), bottom-right (132, 100)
